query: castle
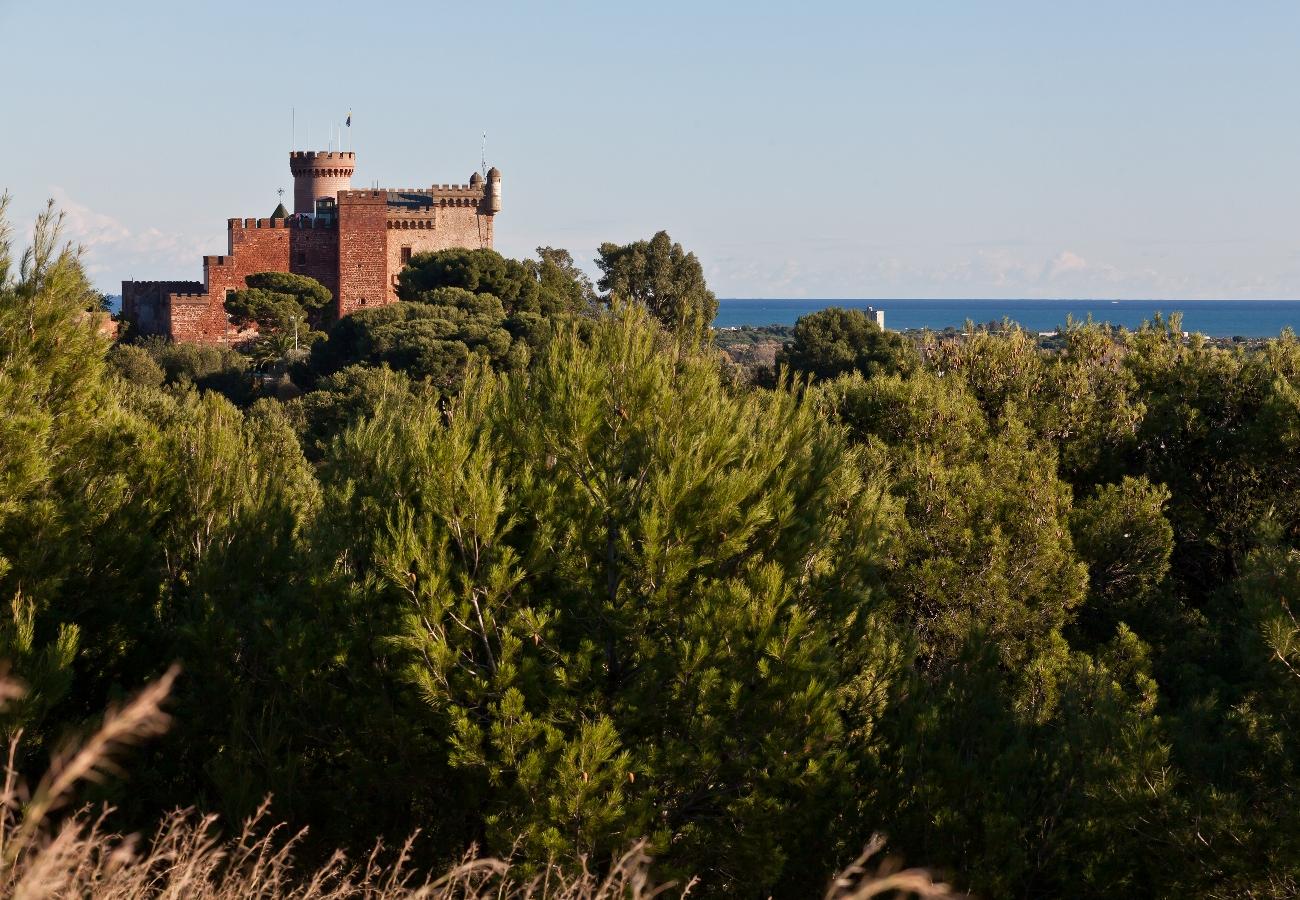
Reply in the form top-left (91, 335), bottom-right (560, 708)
top-left (122, 151), bottom-right (502, 343)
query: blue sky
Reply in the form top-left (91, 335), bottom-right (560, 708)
top-left (3, 0), bottom-right (1299, 298)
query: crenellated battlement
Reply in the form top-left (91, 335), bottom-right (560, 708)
top-left (290, 151), bottom-right (355, 161)
top-left (227, 216), bottom-right (337, 230)
top-left (169, 292), bottom-right (210, 305)
top-left (289, 151), bottom-right (355, 174)
top-left (123, 279), bottom-right (203, 290)
top-left (378, 184), bottom-right (485, 194)
top-left (228, 217), bottom-right (285, 229)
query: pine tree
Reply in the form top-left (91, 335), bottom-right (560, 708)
top-left (324, 304), bottom-right (894, 893)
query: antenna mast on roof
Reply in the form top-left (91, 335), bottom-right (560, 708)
top-left (481, 131), bottom-right (488, 178)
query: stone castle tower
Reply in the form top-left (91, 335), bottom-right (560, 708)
top-left (290, 151), bottom-right (355, 215)
top-left (121, 150), bottom-right (503, 343)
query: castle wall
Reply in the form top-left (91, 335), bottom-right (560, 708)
top-left (337, 191), bottom-right (390, 318)
top-left (383, 204), bottom-right (494, 302)
top-left (225, 219), bottom-right (292, 279)
top-left (166, 292), bottom-right (230, 343)
top-left (433, 204), bottom-right (494, 251)
top-left (290, 226), bottom-right (339, 300)
top-left (121, 280), bottom-right (205, 336)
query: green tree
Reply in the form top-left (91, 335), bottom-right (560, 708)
top-left (923, 321), bottom-right (1045, 421)
top-left (1034, 320), bottom-right (1144, 484)
top-left (282, 363), bottom-right (423, 461)
top-left (821, 370), bottom-right (1086, 669)
top-left (224, 271), bottom-right (332, 340)
top-left (529, 246), bottom-right (597, 316)
top-left (819, 365), bottom-right (1183, 896)
top-left (396, 248), bottom-right (538, 313)
top-left (106, 343), bottom-right (165, 389)
top-left (1069, 476), bottom-right (1174, 647)
top-left (0, 197), bottom-right (109, 741)
top-left (323, 304), bottom-right (893, 893)
top-left (134, 336), bottom-right (253, 404)
top-left (596, 231), bottom-right (717, 344)
top-left (397, 246), bottom-right (594, 320)
top-left (305, 298), bottom-right (522, 391)
top-left (778, 307), bottom-right (918, 381)
top-left (881, 627), bottom-right (1170, 897)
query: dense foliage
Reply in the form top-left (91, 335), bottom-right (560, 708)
top-left (224, 271), bottom-right (333, 369)
top-left (596, 231), bottom-right (717, 344)
top-left (5, 198), bottom-right (1300, 898)
top-left (778, 306), bottom-right (918, 381)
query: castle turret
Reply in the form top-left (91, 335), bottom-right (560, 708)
top-left (486, 166), bottom-right (502, 213)
top-left (290, 151), bottom-right (355, 215)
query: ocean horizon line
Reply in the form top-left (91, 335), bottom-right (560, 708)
top-left (713, 297), bottom-right (1300, 338)
top-left (717, 296), bottom-right (1300, 303)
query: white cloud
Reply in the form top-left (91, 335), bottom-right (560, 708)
top-left (1045, 250), bottom-right (1089, 279)
top-left (47, 188), bottom-right (210, 289)
top-left (700, 240), bottom-right (1260, 299)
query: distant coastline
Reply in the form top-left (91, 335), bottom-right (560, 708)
top-left (714, 298), bottom-right (1300, 338)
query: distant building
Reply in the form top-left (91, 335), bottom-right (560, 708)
top-left (122, 150), bottom-right (503, 343)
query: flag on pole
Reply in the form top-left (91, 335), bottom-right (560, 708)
top-left (346, 110), bottom-right (352, 128)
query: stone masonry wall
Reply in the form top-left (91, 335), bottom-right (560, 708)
top-left (167, 294), bottom-right (226, 343)
top-left (290, 226), bottom-right (339, 300)
top-left (384, 205), bottom-right (494, 302)
top-left (337, 191), bottom-right (389, 317)
top-left (121, 280), bottom-right (204, 336)
top-left (434, 204), bottom-right (494, 251)
top-left (221, 218), bottom-right (293, 288)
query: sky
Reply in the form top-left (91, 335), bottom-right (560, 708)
top-left (2, 0), bottom-right (1299, 299)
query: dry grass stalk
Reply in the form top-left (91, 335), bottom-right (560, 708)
top-left (824, 834), bottom-right (965, 900)
top-left (0, 669), bottom-right (963, 899)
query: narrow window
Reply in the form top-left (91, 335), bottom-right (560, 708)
top-left (296, 252), bottom-right (307, 266)
top-left (400, 246), bottom-right (412, 265)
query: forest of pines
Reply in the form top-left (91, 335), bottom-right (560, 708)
top-left (4, 197), bottom-right (1300, 898)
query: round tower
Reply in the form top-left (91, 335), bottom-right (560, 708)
top-left (289, 151), bottom-right (355, 215)
top-left (486, 167), bottom-right (502, 213)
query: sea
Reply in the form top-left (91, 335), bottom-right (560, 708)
top-left (714, 299), bottom-right (1300, 338)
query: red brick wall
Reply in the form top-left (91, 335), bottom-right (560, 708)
top-left (167, 294), bottom-right (228, 343)
top-left (224, 219), bottom-right (292, 282)
top-left (337, 191), bottom-right (389, 317)
top-left (289, 225), bottom-right (339, 303)
top-left (162, 219), bottom-right (312, 344)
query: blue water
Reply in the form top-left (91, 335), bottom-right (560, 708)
top-left (714, 299), bottom-right (1300, 338)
